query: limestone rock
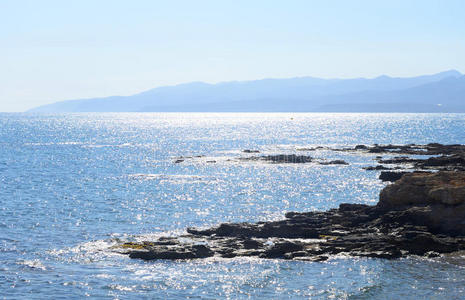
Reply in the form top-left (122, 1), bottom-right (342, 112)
top-left (379, 171), bottom-right (465, 208)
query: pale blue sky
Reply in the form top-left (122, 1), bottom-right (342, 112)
top-left (1, 0), bottom-right (464, 111)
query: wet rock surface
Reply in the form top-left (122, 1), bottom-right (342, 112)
top-left (118, 170), bottom-right (465, 262)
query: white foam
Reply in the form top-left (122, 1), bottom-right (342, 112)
top-left (17, 259), bottom-right (47, 271)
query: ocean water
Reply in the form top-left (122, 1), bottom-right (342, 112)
top-left (1, 113), bottom-right (465, 299)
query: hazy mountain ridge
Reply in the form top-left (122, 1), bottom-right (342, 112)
top-left (28, 70), bottom-right (465, 112)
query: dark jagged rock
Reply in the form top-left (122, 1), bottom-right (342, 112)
top-left (239, 154), bottom-right (313, 163)
top-left (378, 156), bottom-right (422, 165)
top-left (337, 143), bottom-right (465, 156)
top-left (421, 154), bottom-right (465, 168)
top-left (364, 165), bottom-right (393, 171)
top-left (357, 144), bottom-right (465, 172)
top-left (295, 146), bottom-right (328, 151)
top-left (260, 154), bottom-right (313, 163)
top-left (379, 171), bottom-right (409, 182)
top-left (319, 160), bottom-right (349, 165)
top-left (377, 154), bottom-right (465, 171)
top-left (355, 145), bottom-right (368, 150)
top-left (127, 244), bottom-right (214, 260)
top-left (242, 149), bottom-right (260, 153)
top-left (239, 154), bottom-right (349, 165)
top-left (379, 171), bottom-right (433, 182)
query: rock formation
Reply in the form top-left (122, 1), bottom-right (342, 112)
top-left (117, 170), bottom-right (465, 261)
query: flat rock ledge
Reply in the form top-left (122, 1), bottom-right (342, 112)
top-left (117, 171), bottom-right (465, 261)
top-left (239, 154), bottom-right (348, 165)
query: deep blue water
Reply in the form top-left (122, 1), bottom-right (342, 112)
top-left (1, 113), bottom-right (465, 299)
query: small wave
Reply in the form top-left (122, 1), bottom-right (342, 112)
top-left (49, 230), bottom-right (186, 262)
top-left (129, 173), bottom-right (217, 184)
top-left (95, 273), bottom-right (116, 279)
top-left (82, 144), bottom-right (114, 148)
top-left (24, 142), bottom-right (83, 146)
top-left (17, 259), bottom-right (47, 271)
top-left (131, 229), bottom-right (187, 242)
top-left (82, 143), bottom-right (147, 148)
top-left (129, 174), bottom-right (202, 179)
top-left (48, 238), bottom-right (123, 263)
top-left (106, 284), bottom-right (135, 292)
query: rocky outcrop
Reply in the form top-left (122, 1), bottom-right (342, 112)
top-left (176, 143), bottom-right (465, 172)
top-left (117, 171), bottom-right (465, 261)
top-left (421, 154), bottom-right (465, 169)
top-left (379, 171), bottom-right (465, 207)
top-left (378, 171), bottom-right (432, 182)
top-left (128, 243), bottom-right (214, 260)
top-left (239, 154), bottom-right (348, 165)
top-left (377, 154), bottom-right (465, 171)
top-left (378, 171), bottom-right (410, 182)
top-left (242, 149), bottom-right (260, 153)
top-left (242, 154), bottom-right (313, 163)
top-left (319, 160), bottom-right (349, 165)
top-left (337, 143), bottom-right (465, 156)
top-left (146, 144), bottom-right (465, 261)
top-left (364, 165), bottom-right (394, 171)
top-left (361, 143), bottom-right (465, 174)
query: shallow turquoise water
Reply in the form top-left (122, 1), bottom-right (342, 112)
top-left (1, 113), bottom-right (465, 299)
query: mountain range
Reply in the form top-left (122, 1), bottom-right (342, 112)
top-left (28, 70), bottom-right (465, 113)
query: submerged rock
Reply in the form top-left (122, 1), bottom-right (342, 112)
top-left (239, 154), bottom-right (348, 165)
top-left (364, 165), bottom-right (393, 171)
top-left (260, 154), bottom-right (313, 163)
top-left (338, 143), bottom-right (465, 156)
top-left (319, 160), bottom-right (349, 165)
top-left (128, 243), bottom-right (214, 260)
top-left (242, 149), bottom-right (260, 153)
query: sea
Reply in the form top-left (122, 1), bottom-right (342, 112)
top-left (1, 113), bottom-right (465, 299)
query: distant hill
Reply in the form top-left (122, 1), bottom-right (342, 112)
top-left (28, 70), bottom-right (465, 113)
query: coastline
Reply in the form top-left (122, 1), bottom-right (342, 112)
top-left (117, 144), bottom-right (465, 261)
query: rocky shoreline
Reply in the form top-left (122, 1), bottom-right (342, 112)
top-left (118, 144), bottom-right (465, 261)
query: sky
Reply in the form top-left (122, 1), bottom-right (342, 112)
top-left (1, 0), bottom-right (465, 112)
